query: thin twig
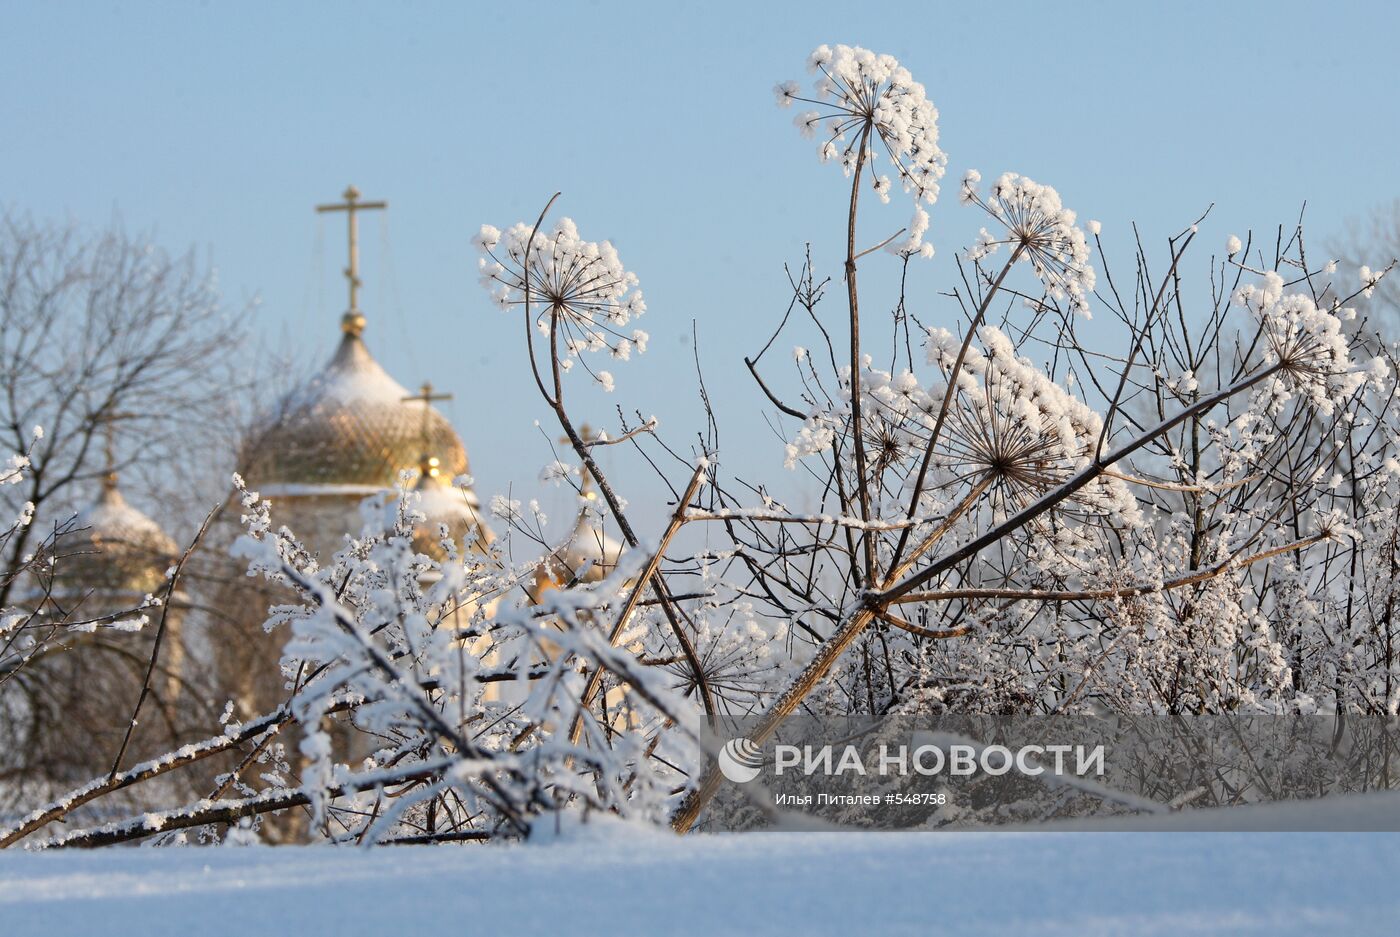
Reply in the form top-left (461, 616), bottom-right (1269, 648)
top-left (106, 501), bottom-right (220, 781)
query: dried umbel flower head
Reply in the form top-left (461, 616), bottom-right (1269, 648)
top-left (853, 366), bottom-right (939, 482)
top-left (931, 328), bottom-right (1139, 523)
top-left (781, 360), bottom-right (942, 477)
top-left (962, 172), bottom-right (1097, 317)
top-left (1234, 271), bottom-right (1374, 416)
top-left (940, 370), bottom-right (1064, 505)
top-left (777, 44), bottom-right (947, 257)
top-left (475, 217), bottom-right (648, 390)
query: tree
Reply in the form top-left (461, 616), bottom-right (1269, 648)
top-left (0, 211), bottom-right (246, 604)
top-left (0, 213), bottom-right (247, 808)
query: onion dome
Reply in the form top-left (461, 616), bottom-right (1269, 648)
top-left (534, 492), bottom-right (624, 594)
top-left (409, 453), bottom-right (492, 559)
top-left (244, 313), bottom-right (469, 494)
top-left (54, 473), bottom-right (176, 597)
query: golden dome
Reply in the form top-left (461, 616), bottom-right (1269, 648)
top-left (410, 453), bottom-right (492, 559)
top-left (245, 330), bottom-right (469, 492)
top-left (54, 475), bottom-right (177, 596)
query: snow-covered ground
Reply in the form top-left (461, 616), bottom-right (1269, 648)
top-left (3, 804), bottom-right (1399, 937)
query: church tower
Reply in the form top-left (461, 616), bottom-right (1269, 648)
top-left (240, 186), bottom-right (486, 558)
top-left (215, 186), bottom-right (489, 720)
top-left (23, 436), bottom-right (186, 781)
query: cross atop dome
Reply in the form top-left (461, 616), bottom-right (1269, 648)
top-left (403, 381), bottom-right (453, 467)
top-left (96, 408), bottom-right (138, 493)
top-left (240, 183), bottom-right (482, 544)
top-left (316, 184), bottom-right (386, 337)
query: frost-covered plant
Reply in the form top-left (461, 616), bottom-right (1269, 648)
top-left (1236, 271), bottom-right (1372, 415)
top-left (961, 171), bottom-right (1096, 316)
top-left (2, 470), bottom-right (718, 847)
top-left (778, 43), bottom-right (946, 257)
top-left (223, 475), bottom-right (705, 842)
top-left (0, 427), bottom-right (122, 682)
top-left (666, 45), bottom-right (1399, 831)
top-left (0, 431), bottom-right (43, 677)
top-left (475, 216), bottom-right (647, 391)
top-left (472, 199), bottom-right (727, 739)
top-left (1, 426), bottom-right (187, 815)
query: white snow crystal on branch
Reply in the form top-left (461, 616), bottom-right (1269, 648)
top-left (489, 495), bottom-right (524, 524)
top-left (2, 452), bottom-right (28, 488)
top-left (4, 431), bottom-right (43, 526)
top-left (936, 327), bottom-right (1139, 522)
top-left (783, 328), bottom-right (1139, 525)
top-left (1359, 264), bottom-right (1381, 298)
top-left (217, 475), bottom-right (711, 844)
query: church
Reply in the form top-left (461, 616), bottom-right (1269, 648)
top-left (47, 185), bottom-right (621, 752)
top-left (239, 185), bottom-right (488, 562)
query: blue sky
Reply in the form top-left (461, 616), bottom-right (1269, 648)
top-left (3, 0), bottom-right (1397, 530)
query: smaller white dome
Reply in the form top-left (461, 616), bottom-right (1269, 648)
top-left (536, 495), bottom-right (624, 591)
top-left (409, 455), bottom-right (492, 559)
top-left (54, 476), bottom-right (177, 595)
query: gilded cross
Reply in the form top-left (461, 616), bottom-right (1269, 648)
top-left (95, 409), bottom-right (138, 491)
top-left (402, 381), bottom-right (453, 469)
top-left (315, 185), bottom-right (387, 328)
